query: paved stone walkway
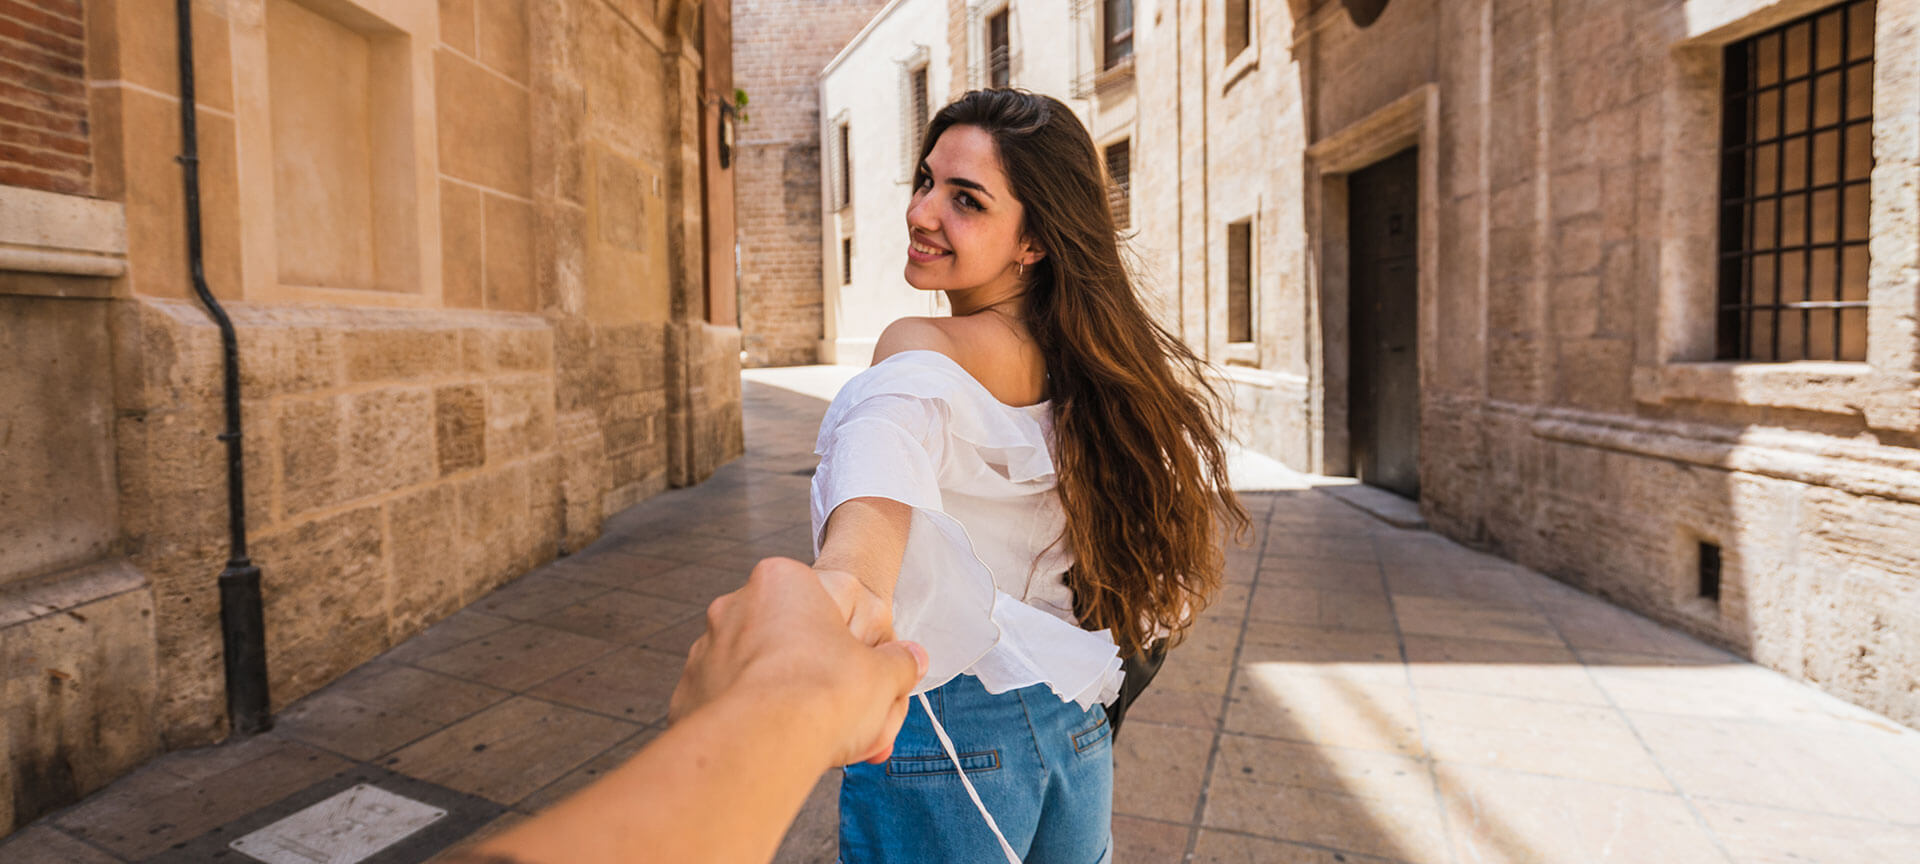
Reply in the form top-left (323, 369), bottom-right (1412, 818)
top-left (6, 368), bottom-right (1920, 863)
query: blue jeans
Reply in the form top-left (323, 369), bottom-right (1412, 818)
top-left (839, 674), bottom-right (1114, 863)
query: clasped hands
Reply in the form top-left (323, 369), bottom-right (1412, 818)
top-left (668, 557), bottom-right (922, 768)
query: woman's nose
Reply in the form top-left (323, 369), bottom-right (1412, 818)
top-left (906, 195), bottom-right (939, 231)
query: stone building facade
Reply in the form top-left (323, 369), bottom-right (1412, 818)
top-left (732, 0), bottom-right (889, 367)
top-left (0, 0), bottom-right (743, 835)
top-left (1123, 0), bottom-right (1920, 725)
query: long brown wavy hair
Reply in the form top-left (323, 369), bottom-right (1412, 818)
top-left (919, 90), bottom-right (1250, 657)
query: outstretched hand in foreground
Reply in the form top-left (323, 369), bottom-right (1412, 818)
top-left (441, 556), bottom-right (926, 864)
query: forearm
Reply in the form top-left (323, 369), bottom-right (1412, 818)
top-left (452, 687), bottom-right (835, 864)
top-left (814, 496), bottom-right (912, 600)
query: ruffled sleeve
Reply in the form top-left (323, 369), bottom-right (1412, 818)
top-left (810, 351), bottom-right (1123, 709)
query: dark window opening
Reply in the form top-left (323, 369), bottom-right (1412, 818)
top-left (988, 9), bottom-right (1011, 88)
top-left (838, 122), bottom-right (852, 208)
top-left (1225, 0), bottom-right (1250, 59)
top-left (1227, 219), bottom-right (1253, 343)
top-left (1104, 0), bottom-right (1133, 70)
top-left (841, 237), bottom-right (853, 285)
top-left (1698, 542), bottom-right (1723, 602)
top-left (1718, 0), bottom-right (1874, 362)
top-left (911, 66), bottom-right (930, 156)
top-left (1105, 140), bottom-right (1131, 229)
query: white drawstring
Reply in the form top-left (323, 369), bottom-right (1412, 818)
top-left (918, 692), bottom-right (1023, 864)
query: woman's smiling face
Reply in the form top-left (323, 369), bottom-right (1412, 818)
top-left (904, 125), bottom-right (1037, 295)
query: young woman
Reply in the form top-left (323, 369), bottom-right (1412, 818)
top-left (809, 89), bottom-right (1248, 863)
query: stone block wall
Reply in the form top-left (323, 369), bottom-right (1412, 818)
top-left (1, 0), bottom-right (742, 835)
top-left (732, 0), bottom-right (890, 366)
top-left (0, 0), bottom-right (89, 194)
top-left (1136, 0), bottom-right (1920, 726)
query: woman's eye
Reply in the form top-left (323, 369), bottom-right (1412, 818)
top-left (957, 194), bottom-right (981, 211)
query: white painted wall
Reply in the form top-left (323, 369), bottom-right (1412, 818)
top-left (818, 0), bottom-right (1096, 365)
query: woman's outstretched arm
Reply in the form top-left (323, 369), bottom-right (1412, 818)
top-left (814, 496), bottom-right (912, 647)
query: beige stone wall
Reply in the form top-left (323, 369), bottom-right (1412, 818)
top-left (2, 0), bottom-right (742, 835)
top-left (732, 0), bottom-right (890, 366)
top-left (1136, 0), bottom-right (1920, 726)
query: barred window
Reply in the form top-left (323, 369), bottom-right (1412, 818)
top-left (1227, 219), bottom-right (1253, 344)
top-left (988, 9), bottom-right (1011, 88)
top-left (1104, 0), bottom-right (1133, 70)
top-left (1105, 140), bottom-right (1131, 229)
top-left (1225, 0), bottom-right (1250, 60)
top-left (837, 122), bottom-right (852, 209)
top-left (912, 66), bottom-right (930, 155)
top-left (1718, 0), bottom-right (1874, 362)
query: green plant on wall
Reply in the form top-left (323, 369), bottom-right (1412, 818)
top-left (733, 88), bottom-right (751, 124)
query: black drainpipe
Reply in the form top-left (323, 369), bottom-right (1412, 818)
top-left (175, 0), bottom-right (271, 736)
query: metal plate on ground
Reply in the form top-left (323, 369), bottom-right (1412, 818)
top-left (229, 784), bottom-right (445, 864)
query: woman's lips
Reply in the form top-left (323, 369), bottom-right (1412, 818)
top-left (907, 238), bottom-right (951, 263)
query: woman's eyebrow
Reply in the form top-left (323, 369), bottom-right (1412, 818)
top-left (919, 162), bottom-right (996, 200)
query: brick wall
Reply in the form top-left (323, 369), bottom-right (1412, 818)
top-left (0, 0), bottom-right (89, 195)
top-left (732, 0), bottom-right (889, 366)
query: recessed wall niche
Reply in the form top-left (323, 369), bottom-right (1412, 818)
top-left (267, 0), bottom-right (418, 292)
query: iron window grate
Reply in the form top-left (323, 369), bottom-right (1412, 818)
top-left (1717, 0), bottom-right (1874, 362)
top-left (1105, 140), bottom-right (1131, 229)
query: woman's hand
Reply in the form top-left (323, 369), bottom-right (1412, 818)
top-left (815, 567), bottom-right (896, 647)
top-left (669, 557), bottom-right (925, 767)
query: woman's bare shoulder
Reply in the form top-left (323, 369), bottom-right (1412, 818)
top-left (871, 316), bottom-right (1044, 406)
top-left (878, 315), bottom-right (1044, 405)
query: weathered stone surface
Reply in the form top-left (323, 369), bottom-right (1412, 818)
top-left (485, 374), bottom-right (556, 465)
top-left (254, 505), bottom-right (388, 710)
top-left (1, 565), bottom-right (158, 831)
top-left (435, 384), bottom-right (487, 476)
top-left (343, 329), bottom-right (462, 383)
top-left (384, 483), bottom-right (464, 640)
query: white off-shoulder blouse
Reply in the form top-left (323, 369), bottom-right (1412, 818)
top-left (809, 349), bottom-right (1126, 711)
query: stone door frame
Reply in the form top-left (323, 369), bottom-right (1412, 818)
top-left (1303, 84), bottom-right (1440, 479)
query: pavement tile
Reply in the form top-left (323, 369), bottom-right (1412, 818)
top-left (527, 645), bottom-right (686, 723)
top-left (1393, 595), bottom-right (1563, 647)
top-left (1192, 830), bottom-right (1405, 863)
top-left (1260, 533), bottom-right (1381, 563)
top-left (1435, 763), bottom-right (1726, 864)
top-left (415, 622), bottom-right (620, 691)
top-left (1214, 733), bottom-right (1434, 803)
top-left (53, 738), bottom-right (348, 860)
top-left (1112, 815), bottom-right (1190, 861)
top-left (1113, 721), bottom-right (1214, 822)
top-left (544, 551), bottom-right (684, 589)
top-left (1417, 690), bottom-right (1670, 790)
top-left (1628, 711), bottom-right (1920, 822)
top-left (1239, 622), bottom-right (1406, 684)
top-left (0, 827), bottom-right (121, 863)
top-left (379, 609), bottom-right (516, 665)
top-left (385, 696), bottom-right (639, 805)
top-left (275, 663), bottom-right (511, 760)
top-left (1229, 666), bottom-right (1427, 756)
top-left (1124, 687), bottom-right (1228, 730)
top-left (531, 589), bottom-right (703, 644)
top-left (614, 530), bottom-right (744, 563)
top-left (1583, 653), bottom-right (1879, 732)
top-left (516, 728), bottom-right (661, 813)
top-left (1402, 635), bottom-right (1610, 705)
top-left (1536, 597), bottom-right (1732, 662)
top-left (1157, 655), bottom-right (1235, 695)
top-left (471, 571), bottom-right (613, 621)
top-left (1384, 566), bottom-right (1536, 609)
top-left (627, 563), bottom-right (751, 606)
top-left (1258, 558), bottom-right (1390, 594)
top-left (1693, 798), bottom-right (1920, 864)
top-left (1202, 775), bottom-right (1449, 863)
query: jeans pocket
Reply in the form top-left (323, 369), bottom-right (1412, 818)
top-left (1071, 708), bottom-right (1111, 753)
top-left (885, 749), bottom-right (1001, 778)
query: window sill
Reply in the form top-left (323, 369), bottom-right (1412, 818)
top-left (1632, 361), bottom-right (1874, 415)
top-left (1094, 56), bottom-right (1135, 93)
top-left (1222, 342), bottom-right (1260, 368)
top-left (1222, 49), bottom-right (1258, 93)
